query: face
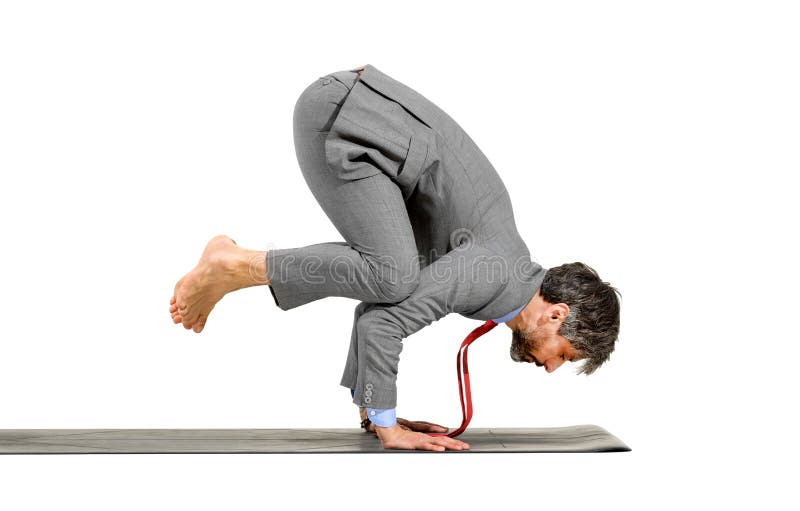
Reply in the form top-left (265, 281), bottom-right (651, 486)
top-left (510, 323), bottom-right (579, 373)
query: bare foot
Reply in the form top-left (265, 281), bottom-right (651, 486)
top-left (169, 235), bottom-right (266, 333)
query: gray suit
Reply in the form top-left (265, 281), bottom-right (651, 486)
top-left (267, 64), bottom-right (546, 409)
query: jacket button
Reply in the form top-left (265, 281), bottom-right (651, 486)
top-left (364, 397), bottom-right (372, 404)
top-left (366, 383), bottom-right (374, 390)
top-left (365, 390), bottom-right (372, 397)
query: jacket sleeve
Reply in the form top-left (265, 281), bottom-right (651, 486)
top-left (350, 244), bottom-right (506, 409)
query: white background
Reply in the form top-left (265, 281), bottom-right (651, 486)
top-left (1, 0), bottom-right (798, 509)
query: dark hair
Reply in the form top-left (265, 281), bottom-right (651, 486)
top-left (540, 262), bottom-right (621, 375)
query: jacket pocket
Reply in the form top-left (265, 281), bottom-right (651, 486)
top-left (393, 132), bottom-right (430, 199)
top-left (324, 111), bottom-right (431, 201)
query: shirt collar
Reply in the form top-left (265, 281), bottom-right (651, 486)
top-left (491, 303), bottom-right (525, 323)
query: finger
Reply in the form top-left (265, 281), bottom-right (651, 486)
top-left (396, 419), bottom-right (418, 432)
top-left (431, 437), bottom-right (470, 450)
top-left (415, 421), bottom-right (449, 432)
top-left (416, 420), bottom-right (446, 428)
top-left (404, 422), bottom-right (447, 433)
top-left (421, 442), bottom-right (446, 452)
top-left (396, 419), bottom-right (414, 429)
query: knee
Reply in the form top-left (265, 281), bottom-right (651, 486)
top-left (381, 278), bottom-right (419, 303)
top-left (370, 253), bottom-right (420, 303)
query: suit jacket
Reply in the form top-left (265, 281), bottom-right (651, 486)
top-left (324, 64), bottom-right (547, 408)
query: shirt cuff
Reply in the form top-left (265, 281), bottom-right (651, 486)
top-left (350, 389), bottom-right (397, 427)
top-left (365, 407), bottom-right (397, 427)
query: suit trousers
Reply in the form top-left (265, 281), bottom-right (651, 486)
top-left (267, 69), bottom-right (428, 399)
top-left (266, 69), bottom-right (421, 311)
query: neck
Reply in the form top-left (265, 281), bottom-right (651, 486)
top-left (505, 290), bottom-right (544, 331)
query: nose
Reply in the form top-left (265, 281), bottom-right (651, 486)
top-left (544, 358), bottom-right (564, 373)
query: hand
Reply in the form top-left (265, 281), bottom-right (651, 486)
top-left (375, 424), bottom-right (470, 452)
top-left (396, 417), bottom-right (449, 434)
top-left (358, 412), bottom-right (449, 435)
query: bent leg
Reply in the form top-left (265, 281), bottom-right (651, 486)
top-left (266, 71), bottom-right (420, 310)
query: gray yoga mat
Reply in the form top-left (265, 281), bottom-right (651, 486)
top-left (0, 425), bottom-right (629, 454)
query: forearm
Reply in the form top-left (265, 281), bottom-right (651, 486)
top-left (349, 246), bottom-right (504, 412)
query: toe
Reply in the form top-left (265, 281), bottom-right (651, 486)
top-left (181, 308), bottom-right (200, 326)
top-left (181, 309), bottom-right (199, 328)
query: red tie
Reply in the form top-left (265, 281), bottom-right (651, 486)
top-left (428, 320), bottom-right (498, 438)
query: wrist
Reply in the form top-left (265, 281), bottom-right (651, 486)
top-left (374, 423), bottom-right (402, 439)
top-left (365, 407), bottom-right (397, 428)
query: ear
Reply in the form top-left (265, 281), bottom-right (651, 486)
top-left (548, 303), bottom-right (570, 323)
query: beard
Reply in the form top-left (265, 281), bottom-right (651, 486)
top-left (510, 326), bottom-right (544, 365)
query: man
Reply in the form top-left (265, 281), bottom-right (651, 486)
top-left (169, 64), bottom-right (621, 452)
